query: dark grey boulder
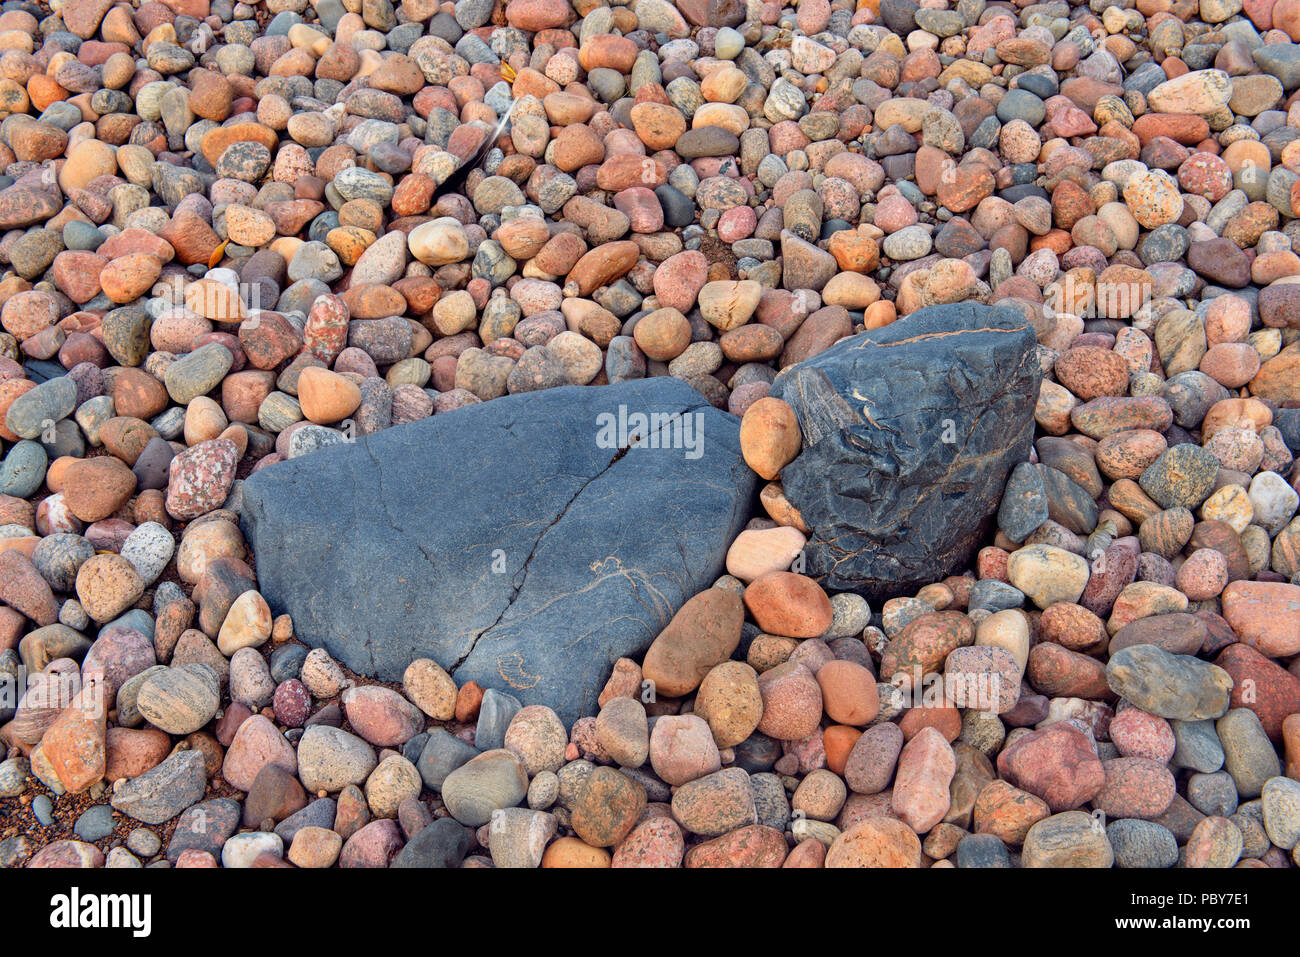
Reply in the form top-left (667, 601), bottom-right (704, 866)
top-left (770, 302), bottom-right (1040, 598)
top-left (111, 750), bottom-right (207, 825)
top-left (274, 797), bottom-right (337, 844)
top-left (473, 688), bottom-right (520, 751)
top-left (417, 729), bottom-right (479, 791)
top-left (955, 832), bottom-right (1012, 868)
top-left (166, 798), bottom-right (240, 862)
top-left (1254, 44), bottom-right (1300, 91)
top-left (241, 378), bottom-right (755, 724)
top-left (391, 817), bottom-right (470, 868)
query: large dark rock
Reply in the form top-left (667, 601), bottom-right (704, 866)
top-left (769, 302), bottom-right (1040, 598)
top-left (240, 378), bottom-right (755, 724)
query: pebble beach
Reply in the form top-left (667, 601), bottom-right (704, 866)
top-left (0, 0), bottom-right (1297, 871)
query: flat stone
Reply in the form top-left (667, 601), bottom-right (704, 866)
top-left (241, 379), bottom-right (755, 723)
top-left (1106, 644), bottom-right (1233, 721)
top-left (110, 750), bottom-right (207, 824)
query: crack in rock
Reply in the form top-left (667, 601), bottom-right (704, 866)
top-left (239, 380), bottom-right (755, 724)
top-left (448, 402), bottom-right (701, 675)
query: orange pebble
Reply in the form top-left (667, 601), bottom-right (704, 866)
top-left (26, 73), bottom-right (66, 110)
top-left (823, 725), bottom-right (863, 775)
top-left (1282, 713), bottom-right (1299, 780)
top-left (783, 839), bottom-right (826, 867)
top-left (44, 455), bottom-right (80, 494)
top-left (863, 299), bottom-right (896, 330)
top-left (541, 837), bottom-right (611, 867)
top-left (454, 680), bottom-right (484, 723)
top-left (898, 700), bottom-right (962, 742)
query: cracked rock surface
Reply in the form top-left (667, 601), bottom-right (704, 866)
top-left (240, 377), bottom-right (756, 723)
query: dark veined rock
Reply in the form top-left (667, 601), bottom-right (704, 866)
top-left (770, 302), bottom-right (1040, 598)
